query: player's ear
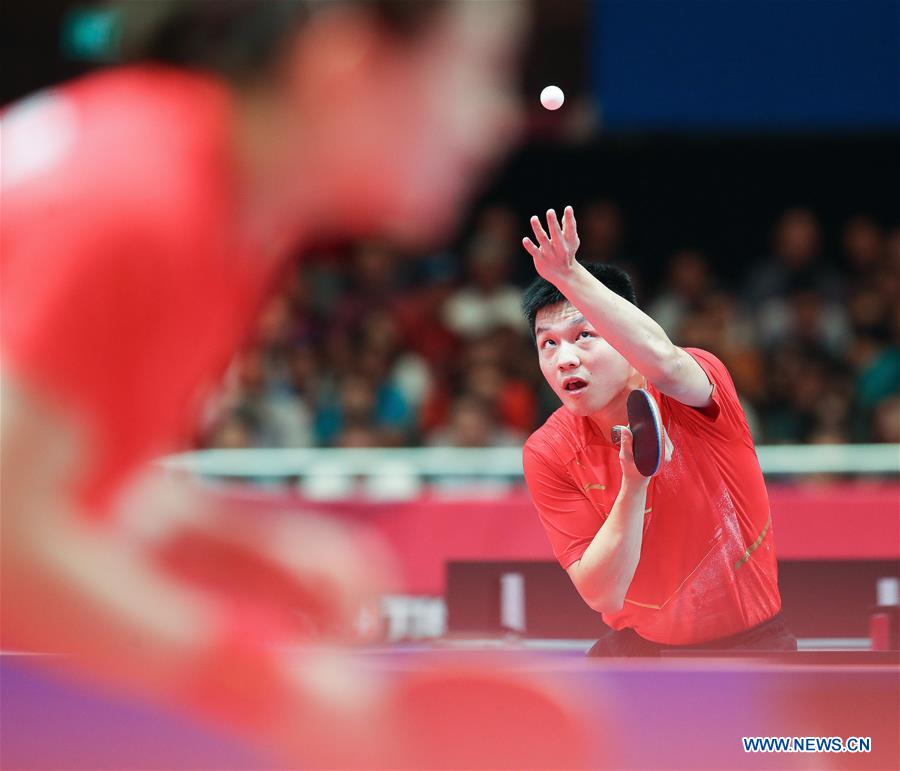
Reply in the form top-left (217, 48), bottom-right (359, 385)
top-left (281, 7), bottom-right (389, 101)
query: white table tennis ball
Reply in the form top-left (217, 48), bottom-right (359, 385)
top-left (540, 85), bottom-right (565, 111)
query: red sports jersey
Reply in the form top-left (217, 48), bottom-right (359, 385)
top-left (1, 67), bottom-right (287, 514)
top-left (523, 348), bottom-right (781, 645)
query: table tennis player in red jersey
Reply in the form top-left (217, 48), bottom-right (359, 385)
top-left (521, 206), bottom-right (797, 656)
top-left (1, 0), bottom-right (530, 762)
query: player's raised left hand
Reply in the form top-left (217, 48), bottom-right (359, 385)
top-left (522, 205), bottom-right (581, 285)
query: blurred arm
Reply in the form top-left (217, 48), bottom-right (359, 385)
top-left (1, 373), bottom-right (400, 764)
top-left (0, 374), bottom-right (216, 693)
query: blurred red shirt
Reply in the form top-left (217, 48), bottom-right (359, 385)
top-left (523, 348), bottom-right (781, 645)
top-left (1, 67), bottom-right (287, 514)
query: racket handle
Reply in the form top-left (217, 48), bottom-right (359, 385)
top-left (611, 425), bottom-right (627, 447)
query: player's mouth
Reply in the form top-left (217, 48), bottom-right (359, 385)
top-left (561, 377), bottom-right (588, 395)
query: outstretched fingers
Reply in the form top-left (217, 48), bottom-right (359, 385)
top-left (523, 207), bottom-right (580, 270)
top-left (562, 205), bottom-right (577, 240)
top-left (546, 208), bottom-right (563, 242)
top-left (530, 215), bottom-right (551, 250)
top-left (522, 236), bottom-right (541, 260)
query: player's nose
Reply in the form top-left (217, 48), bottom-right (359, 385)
top-left (557, 343), bottom-right (580, 369)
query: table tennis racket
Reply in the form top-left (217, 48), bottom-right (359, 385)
top-left (614, 389), bottom-right (663, 477)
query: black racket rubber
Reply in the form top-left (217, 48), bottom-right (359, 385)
top-left (627, 388), bottom-right (663, 477)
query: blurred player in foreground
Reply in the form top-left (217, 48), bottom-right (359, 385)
top-left (1, 0), bottom-right (527, 763)
top-left (521, 206), bottom-right (797, 655)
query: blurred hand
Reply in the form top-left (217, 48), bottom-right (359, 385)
top-left (522, 205), bottom-right (581, 286)
top-left (119, 473), bottom-right (396, 642)
top-left (151, 508), bottom-right (396, 641)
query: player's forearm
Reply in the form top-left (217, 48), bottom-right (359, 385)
top-left (570, 478), bottom-right (649, 613)
top-left (555, 262), bottom-right (679, 384)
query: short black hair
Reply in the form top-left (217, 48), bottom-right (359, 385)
top-left (119, 0), bottom-right (446, 85)
top-left (522, 263), bottom-right (638, 343)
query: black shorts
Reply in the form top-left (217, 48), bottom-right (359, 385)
top-left (587, 612), bottom-right (797, 658)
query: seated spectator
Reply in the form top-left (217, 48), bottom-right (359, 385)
top-left (762, 343), bottom-right (848, 443)
top-left (871, 396), bottom-right (900, 443)
top-left (746, 208), bottom-right (826, 300)
top-left (393, 278), bottom-right (462, 372)
top-left (286, 343), bottom-right (321, 400)
top-left (841, 213), bottom-right (886, 285)
top-left (647, 248), bottom-right (714, 338)
top-left (210, 347), bottom-right (315, 448)
top-left (461, 333), bottom-right (537, 430)
top-left (334, 240), bottom-right (407, 332)
top-left (334, 421), bottom-right (386, 449)
top-left (847, 284), bottom-right (891, 343)
top-left (206, 409), bottom-right (257, 450)
top-left (358, 310), bottom-right (433, 419)
top-left (315, 372), bottom-right (411, 447)
top-left (676, 293), bottom-right (765, 405)
top-left (770, 282), bottom-right (851, 358)
top-left (577, 198), bottom-right (624, 264)
top-left (851, 336), bottom-right (900, 439)
top-left (427, 395), bottom-right (524, 448)
top-left (473, 204), bottom-right (529, 285)
top-left (462, 361), bottom-right (536, 434)
top-left (418, 331), bottom-right (538, 436)
top-left (746, 208), bottom-right (843, 348)
top-left (442, 229), bottom-right (524, 339)
top-left (578, 197), bottom-right (645, 283)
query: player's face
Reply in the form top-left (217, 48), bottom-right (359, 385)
top-left (535, 303), bottom-right (633, 417)
top-left (289, 2), bottom-right (526, 245)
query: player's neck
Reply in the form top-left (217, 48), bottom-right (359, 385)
top-left (587, 370), bottom-right (645, 438)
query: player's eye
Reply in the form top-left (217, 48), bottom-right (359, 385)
top-left (541, 338), bottom-right (556, 349)
top-left (578, 330), bottom-right (592, 340)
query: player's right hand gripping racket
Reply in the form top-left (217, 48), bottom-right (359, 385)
top-left (618, 388), bottom-right (664, 477)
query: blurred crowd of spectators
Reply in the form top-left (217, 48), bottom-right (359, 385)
top-left (201, 203), bottom-right (900, 450)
